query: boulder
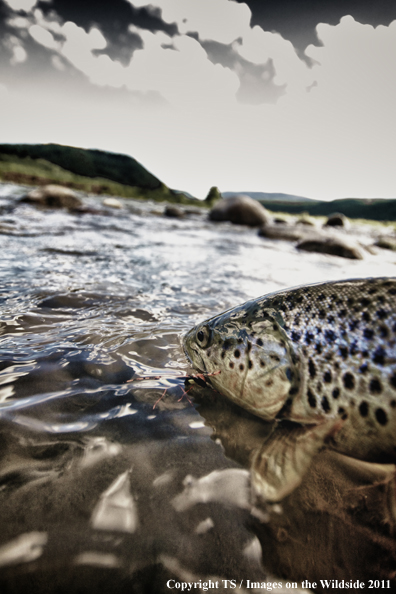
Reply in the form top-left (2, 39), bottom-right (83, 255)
top-left (209, 195), bottom-right (270, 227)
top-left (258, 224), bottom-right (308, 242)
top-left (324, 212), bottom-right (350, 228)
top-left (102, 197), bottom-right (122, 209)
top-left (296, 236), bottom-right (364, 260)
top-left (21, 185), bottom-right (82, 210)
top-left (374, 236), bottom-right (396, 251)
top-left (164, 205), bottom-right (186, 218)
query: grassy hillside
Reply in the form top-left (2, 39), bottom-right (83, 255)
top-left (0, 143), bottom-right (162, 190)
top-left (0, 144), bottom-right (199, 205)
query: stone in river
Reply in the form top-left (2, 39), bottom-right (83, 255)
top-left (21, 185), bottom-right (82, 210)
top-left (164, 205), bottom-right (186, 218)
top-left (324, 212), bottom-right (350, 228)
top-left (209, 195), bottom-right (270, 227)
top-left (296, 235), bottom-right (364, 259)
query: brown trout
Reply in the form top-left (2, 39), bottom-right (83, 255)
top-left (184, 278), bottom-right (396, 501)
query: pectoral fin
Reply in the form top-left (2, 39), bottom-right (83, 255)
top-left (251, 419), bottom-right (342, 503)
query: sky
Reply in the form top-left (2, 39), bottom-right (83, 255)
top-left (0, 0), bottom-right (395, 200)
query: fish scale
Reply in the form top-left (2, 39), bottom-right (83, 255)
top-left (184, 278), bottom-right (396, 500)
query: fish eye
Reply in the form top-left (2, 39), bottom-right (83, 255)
top-left (196, 326), bottom-right (210, 348)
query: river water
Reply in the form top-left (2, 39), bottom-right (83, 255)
top-left (0, 183), bottom-right (395, 593)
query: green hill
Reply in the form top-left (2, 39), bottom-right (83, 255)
top-left (0, 143), bottom-right (199, 205)
top-left (0, 143), bottom-right (162, 189)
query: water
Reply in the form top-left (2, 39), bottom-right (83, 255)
top-left (0, 184), bottom-right (395, 593)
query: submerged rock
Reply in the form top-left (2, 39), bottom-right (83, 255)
top-left (324, 212), bottom-right (350, 228)
top-left (102, 197), bottom-right (122, 209)
top-left (21, 185), bottom-right (82, 210)
top-left (297, 236), bottom-right (364, 259)
top-left (374, 236), bottom-right (396, 251)
top-left (209, 195), bottom-right (270, 227)
top-left (164, 205), bottom-right (186, 218)
top-left (258, 224), bottom-right (309, 242)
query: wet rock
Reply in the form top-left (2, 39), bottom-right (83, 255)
top-left (374, 236), bottom-right (396, 251)
top-left (297, 236), bottom-right (364, 259)
top-left (164, 205), bottom-right (186, 218)
top-left (258, 224), bottom-right (308, 242)
top-left (324, 212), bottom-right (350, 228)
top-left (209, 195), bottom-right (270, 227)
top-left (21, 185), bottom-right (82, 210)
top-left (296, 216), bottom-right (315, 226)
top-left (102, 197), bottom-right (122, 209)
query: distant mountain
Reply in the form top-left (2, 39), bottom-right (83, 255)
top-left (223, 191), bottom-right (316, 203)
top-left (223, 191), bottom-right (396, 221)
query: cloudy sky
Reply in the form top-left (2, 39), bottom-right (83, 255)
top-left (0, 0), bottom-right (395, 200)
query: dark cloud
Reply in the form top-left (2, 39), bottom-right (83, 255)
top-left (237, 0), bottom-right (396, 53)
top-left (36, 0), bottom-right (178, 65)
top-left (201, 39), bottom-right (285, 104)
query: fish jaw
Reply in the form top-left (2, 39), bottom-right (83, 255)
top-left (183, 308), bottom-right (300, 421)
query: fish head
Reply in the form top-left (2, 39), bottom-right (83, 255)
top-left (184, 300), bottom-right (301, 420)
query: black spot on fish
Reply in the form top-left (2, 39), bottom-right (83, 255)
top-left (369, 378), bottom-right (382, 394)
top-left (248, 360), bottom-right (253, 369)
top-left (316, 327), bottom-right (322, 334)
top-left (321, 396), bottom-right (331, 413)
top-left (229, 362), bottom-right (234, 369)
top-left (379, 325), bottom-right (389, 339)
top-left (325, 329), bottom-right (337, 343)
top-left (318, 293), bottom-right (325, 301)
top-left (291, 331), bottom-right (301, 342)
top-left (359, 401), bottom-right (369, 417)
top-left (294, 315), bottom-right (300, 326)
top-left (305, 331), bottom-right (314, 345)
top-left (237, 338), bottom-right (243, 344)
top-left (362, 312), bottom-right (371, 323)
top-left (391, 400), bottom-right (396, 408)
top-left (221, 351), bottom-right (226, 359)
top-left (338, 407), bottom-right (348, 420)
top-left (323, 370), bottom-right (332, 383)
top-left (377, 295), bottom-right (385, 304)
top-left (361, 298), bottom-right (370, 308)
top-left (349, 341), bottom-right (358, 355)
top-left (206, 349), bottom-right (211, 357)
top-left (389, 373), bottom-right (396, 390)
top-left (372, 346), bottom-right (386, 366)
top-left (363, 328), bottom-right (374, 340)
top-left (375, 408), bottom-right (388, 426)
top-left (376, 309), bottom-right (388, 320)
top-left (343, 372), bottom-right (355, 390)
top-left (260, 360), bottom-right (266, 368)
top-left (270, 354), bottom-right (281, 363)
top-left (349, 319), bottom-right (359, 331)
top-left (317, 381), bottom-right (322, 393)
top-left (265, 379), bottom-right (274, 387)
top-left (308, 359), bottom-right (316, 378)
top-left (339, 346), bottom-right (348, 360)
top-left (223, 340), bottom-right (231, 350)
top-left (368, 287), bottom-right (378, 295)
top-left (247, 342), bottom-right (252, 352)
top-left (257, 338), bottom-right (263, 347)
top-left (362, 350), bottom-right (369, 358)
top-left (318, 310), bottom-right (326, 319)
top-left (289, 385), bottom-right (299, 396)
top-left (338, 309), bottom-right (347, 319)
top-left (389, 288), bottom-right (396, 295)
top-left (234, 349), bottom-right (241, 358)
top-left (315, 342), bottom-right (323, 354)
top-left (286, 367), bottom-right (293, 381)
top-left (327, 315), bottom-right (335, 324)
top-left (239, 364), bottom-right (244, 372)
top-left (347, 298), bottom-right (355, 306)
top-left (359, 362), bottom-right (369, 374)
top-left (307, 389), bottom-right (316, 408)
